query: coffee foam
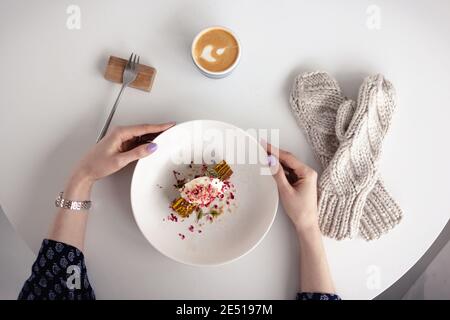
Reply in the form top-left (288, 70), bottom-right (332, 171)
top-left (193, 28), bottom-right (239, 73)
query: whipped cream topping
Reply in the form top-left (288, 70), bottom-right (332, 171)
top-left (180, 176), bottom-right (224, 207)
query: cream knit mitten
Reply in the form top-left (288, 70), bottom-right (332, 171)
top-left (289, 72), bottom-right (403, 240)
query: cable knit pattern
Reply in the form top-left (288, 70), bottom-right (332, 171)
top-left (289, 71), bottom-right (402, 240)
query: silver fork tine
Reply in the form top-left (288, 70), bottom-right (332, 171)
top-left (132, 53), bottom-right (138, 72)
top-left (126, 53), bottom-right (134, 70)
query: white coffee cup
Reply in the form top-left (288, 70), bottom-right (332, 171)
top-left (191, 26), bottom-right (241, 79)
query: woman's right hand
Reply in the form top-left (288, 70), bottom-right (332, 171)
top-left (64, 122), bottom-right (175, 201)
top-left (264, 142), bottom-right (320, 235)
top-left (71, 122), bottom-right (175, 185)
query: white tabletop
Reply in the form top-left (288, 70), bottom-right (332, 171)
top-left (1, 0), bottom-right (450, 299)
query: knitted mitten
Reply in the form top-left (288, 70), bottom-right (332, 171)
top-left (289, 71), bottom-right (402, 240)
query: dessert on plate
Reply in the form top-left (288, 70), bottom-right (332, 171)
top-left (171, 160), bottom-right (234, 219)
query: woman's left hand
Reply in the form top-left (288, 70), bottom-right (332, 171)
top-left (70, 122), bottom-right (175, 186)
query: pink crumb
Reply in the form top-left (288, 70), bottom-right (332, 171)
top-left (178, 233), bottom-right (185, 240)
top-left (188, 225), bottom-right (194, 232)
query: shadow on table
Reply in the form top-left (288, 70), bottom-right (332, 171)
top-left (376, 220), bottom-right (450, 299)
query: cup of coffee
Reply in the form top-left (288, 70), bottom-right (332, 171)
top-left (191, 26), bottom-right (241, 78)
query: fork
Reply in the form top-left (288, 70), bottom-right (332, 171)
top-left (97, 53), bottom-right (140, 142)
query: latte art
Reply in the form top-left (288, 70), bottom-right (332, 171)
top-left (193, 27), bottom-right (240, 73)
top-left (200, 45), bottom-right (226, 63)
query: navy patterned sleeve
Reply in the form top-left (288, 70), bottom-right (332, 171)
top-left (297, 292), bottom-right (341, 300)
top-left (18, 239), bottom-right (95, 300)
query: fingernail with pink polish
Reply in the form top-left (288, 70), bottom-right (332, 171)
top-left (147, 142), bottom-right (158, 153)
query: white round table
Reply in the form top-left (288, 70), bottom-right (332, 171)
top-left (1, 0), bottom-right (449, 299)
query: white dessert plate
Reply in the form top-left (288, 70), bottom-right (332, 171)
top-left (130, 120), bottom-right (279, 266)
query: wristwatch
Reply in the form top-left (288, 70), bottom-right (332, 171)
top-left (55, 192), bottom-right (91, 211)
